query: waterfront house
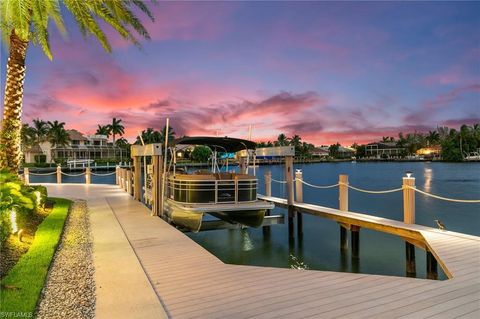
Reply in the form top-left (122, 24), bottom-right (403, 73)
top-left (23, 129), bottom-right (127, 164)
top-left (365, 142), bottom-right (405, 158)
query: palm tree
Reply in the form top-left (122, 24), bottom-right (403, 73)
top-left (47, 121), bottom-right (70, 147)
top-left (96, 125), bottom-right (111, 136)
top-left (32, 118), bottom-right (49, 145)
top-left (108, 118), bottom-right (125, 144)
top-left (160, 125), bottom-right (176, 144)
top-left (115, 137), bottom-right (130, 149)
top-left (0, 1), bottom-right (154, 173)
top-left (275, 133), bottom-right (290, 146)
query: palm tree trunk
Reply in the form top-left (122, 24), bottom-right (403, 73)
top-left (113, 133), bottom-right (116, 144)
top-left (0, 30), bottom-right (29, 173)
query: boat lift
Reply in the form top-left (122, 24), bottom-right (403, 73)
top-left (130, 141), bottom-right (295, 231)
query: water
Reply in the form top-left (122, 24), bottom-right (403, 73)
top-left (33, 163), bottom-right (480, 279)
top-left (188, 162), bottom-right (480, 279)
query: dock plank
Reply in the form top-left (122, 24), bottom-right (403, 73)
top-left (45, 185), bottom-right (480, 318)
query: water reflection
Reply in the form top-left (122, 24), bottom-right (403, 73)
top-left (289, 254), bottom-right (309, 270)
top-left (241, 229), bottom-right (254, 252)
top-left (424, 167), bottom-right (433, 192)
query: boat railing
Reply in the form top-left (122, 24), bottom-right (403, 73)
top-left (167, 177), bottom-right (258, 205)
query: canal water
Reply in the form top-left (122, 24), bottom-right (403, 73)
top-left (31, 162), bottom-right (480, 279)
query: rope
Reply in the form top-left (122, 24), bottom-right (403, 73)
top-left (406, 186), bottom-right (480, 203)
top-left (271, 178), bottom-right (287, 184)
top-left (91, 171), bottom-right (117, 176)
top-left (300, 180), bottom-right (339, 189)
top-left (61, 171), bottom-right (86, 177)
top-left (342, 183), bottom-right (403, 194)
top-left (29, 171), bottom-right (57, 176)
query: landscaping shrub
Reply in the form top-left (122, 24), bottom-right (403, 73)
top-left (0, 170), bottom-right (39, 242)
top-left (34, 154), bottom-right (46, 164)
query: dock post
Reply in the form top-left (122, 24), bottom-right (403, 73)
top-left (121, 169), bottom-right (126, 191)
top-left (285, 156), bottom-right (295, 239)
top-left (339, 175), bottom-right (349, 251)
top-left (85, 167), bottom-right (91, 184)
top-left (151, 155), bottom-right (163, 217)
top-left (56, 165), bottom-right (62, 184)
top-left (116, 165), bottom-right (120, 185)
top-left (426, 250), bottom-right (438, 280)
top-left (24, 167), bottom-right (29, 185)
top-left (133, 157), bottom-right (142, 201)
top-left (295, 170), bottom-right (303, 236)
top-left (403, 173), bottom-right (416, 276)
top-left (126, 169), bottom-right (132, 195)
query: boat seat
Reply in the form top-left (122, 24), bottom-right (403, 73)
top-left (235, 174), bottom-right (255, 180)
top-left (171, 174), bottom-right (216, 181)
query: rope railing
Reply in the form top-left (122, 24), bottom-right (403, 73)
top-left (405, 186), bottom-right (480, 203)
top-left (271, 178), bottom-right (287, 184)
top-left (61, 171), bottom-right (86, 177)
top-left (300, 179), bottom-right (339, 189)
top-left (29, 171), bottom-right (57, 176)
top-left (341, 182), bottom-right (403, 194)
top-left (91, 171), bottom-right (117, 176)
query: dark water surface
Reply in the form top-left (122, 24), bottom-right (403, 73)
top-left (188, 162), bottom-right (480, 279)
top-left (32, 162), bottom-right (479, 279)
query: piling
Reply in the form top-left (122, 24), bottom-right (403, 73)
top-left (351, 225), bottom-right (360, 259)
top-left (339, 175), bottom-right (349, 251)
top-left (285, 156), bottom-right (295, 239)
top-left (427, 250), bottom-right (438, 280)
top-left (116, 165), bottom-right (120, 185)
top-left (263, 171), bottom-right (272, 235)
top-left (403, 174), bottom-right (416, 276)
top-left (295, 170), bottom-right (303, 236)
top-left (56, 166), bottom-right (62, 184)
top-left (133, 157), bottom-right (142, 201)
top-left (86, 167), bottom-right (91, 184)
top-left (24, 167), bottom-right (29, 185)
top-left (126, 169), bottom-right (133, 195)
top-left (405, 242), bottom-right (416, 277)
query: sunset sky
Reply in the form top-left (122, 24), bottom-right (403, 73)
top-left (1, 1), bottom-right (479, 145)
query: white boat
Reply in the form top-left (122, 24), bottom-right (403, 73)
top-left (67, 159), bottom-right (94, 169)
top-left (164, 136), bottom-right (274, 232)
top-left (465, 151), bottom-right (480, 161)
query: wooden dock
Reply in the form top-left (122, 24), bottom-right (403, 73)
top-left (47, 184), bottom-right (479, 318)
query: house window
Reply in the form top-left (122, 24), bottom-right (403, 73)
top-left (72, 140), bottom-right (80, 145)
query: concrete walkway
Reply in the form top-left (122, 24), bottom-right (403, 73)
top-left (45, 184), bottom-right (167, 319)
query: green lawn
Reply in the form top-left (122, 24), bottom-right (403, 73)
top-left (0, 198), bottom-right (72, 314)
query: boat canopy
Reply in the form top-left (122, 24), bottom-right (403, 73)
top-left (172, 136), bottom-right (256, 152)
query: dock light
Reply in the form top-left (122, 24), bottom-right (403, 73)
top-left (406, 171), bottom-right (413, 178)
top-left (34, 191), bottom-right (42, 206)
top-left (10, 209), bottom-right (18, 233)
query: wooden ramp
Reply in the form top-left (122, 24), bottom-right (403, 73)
top-left (50, 185), bottom-right (480, 318)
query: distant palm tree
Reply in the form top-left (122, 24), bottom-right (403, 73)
top-left (136, 128), bottom-right (162, 145)
top-left (96, 125), bottom-right (111, 136)
top-left (160, 125), bottom-right (176, 144)
top-left (47, 121), bottom-right (70, 148)
top-left (115, 137), bottom-right (130, 149)
top-left (426, 130), bottom-right (440, 146)
top-left (0, 0), bottom-right (154, 172)
top-left (108, 118), bottom-right (125, 144)
top-left (459, 124), bottom-right (471, 158)
top-left (32, 118), bottom-right (49, 145)
top-left (21, 124), bottom-right (36, 149)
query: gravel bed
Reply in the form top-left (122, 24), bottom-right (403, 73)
top-left (36, 200), bottom-right (95, 318)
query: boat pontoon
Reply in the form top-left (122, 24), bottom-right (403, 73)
top-left (164, 136), bottom-right (274, 232)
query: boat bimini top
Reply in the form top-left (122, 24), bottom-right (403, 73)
top-left (172, 136), bottom-right (256, 152)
